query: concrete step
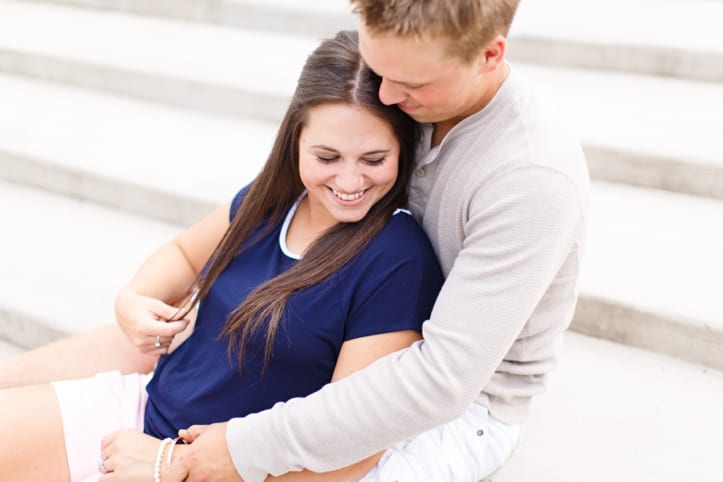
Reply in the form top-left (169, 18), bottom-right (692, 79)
top-left (0, 73), bottom-right (274, 226)
top-left (508, 0), bottom-right (723, 83)
top-left (488, 331), bottom-right (723, 482)
top-left (577, 182), bottom-right (723, 371)
top-left (22, 0), bottom-right (723, 83)
top-left (0, 0), bottom-right (318, 122)
top-left (515, 64), bottom-right (723, 201)
top-left (0, 180), bottom-right (181, 349)
top-left (0, 3), bottom-right (721, 199)
top-left (0, 339), bottom-right (24, 359)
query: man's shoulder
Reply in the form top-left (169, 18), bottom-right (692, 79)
top-left (440, 70), bottom-right (588, 196)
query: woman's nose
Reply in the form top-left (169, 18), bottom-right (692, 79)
top-left (335, 164), bottom-right (365, 192)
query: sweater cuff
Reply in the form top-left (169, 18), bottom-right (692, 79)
top-left (226, 417), bottom-right (268, 482)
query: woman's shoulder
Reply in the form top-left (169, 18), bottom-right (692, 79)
top-left (382, 208), bottom-right (426, 237)
top-left (340, 209), bottom-right (443, 305)
top-left (364, 209), bottom-right (437, 262)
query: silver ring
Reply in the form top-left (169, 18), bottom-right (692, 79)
top-left (154, 335), bottom-right (163, 348)
top-left (98, 456), bottom-right (109, 474)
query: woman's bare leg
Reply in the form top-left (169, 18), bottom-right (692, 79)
top-left (0, 384), bottom-right (71, 482)
top-left (0, 324), bottom-right (157, 389)
top-left (265, 453), bottom-right (381, 482)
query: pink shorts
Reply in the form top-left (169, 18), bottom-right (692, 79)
top-left (52, 371), bottom-right (153, 482)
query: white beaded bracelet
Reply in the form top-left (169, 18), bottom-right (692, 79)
top-left (154, 437), bottom-right (174, 482)
top-left (166, 436), bottom-right (182, 467)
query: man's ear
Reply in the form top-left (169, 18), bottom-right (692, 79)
top-left (477, 35), bottom-right (507, 73)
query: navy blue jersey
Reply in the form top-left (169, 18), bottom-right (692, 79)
top-left (144, 188), bottom-right (443, 438)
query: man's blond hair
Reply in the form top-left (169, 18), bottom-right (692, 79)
top-left (351, 0), bottom-right (521, 62)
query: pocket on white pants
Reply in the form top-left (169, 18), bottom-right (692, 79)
top-left (359, 404), bottom-right (522, 482)
top-left (377, 443), bottom-right (428, 482)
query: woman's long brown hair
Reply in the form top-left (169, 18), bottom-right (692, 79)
top-left (185, 30), bottom-right (418, 370)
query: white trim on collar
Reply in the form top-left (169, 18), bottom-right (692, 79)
top-left (279, 193), bottom-right (411, 259)
top-left (278, 192), bottom-right (305, 260)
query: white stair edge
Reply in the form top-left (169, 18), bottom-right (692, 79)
top-left (572, 295), bottom-right (723, 373)
top-left (582, 181), bottom-right (723, 326)
top-left (583, 144), bottom-right (723, 201)
top-left (575, 181), bottom-right (723, 370)
top-left (507, 36), bottom-right (723, 84)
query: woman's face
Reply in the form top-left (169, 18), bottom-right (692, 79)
top-left (298, 103), bottom-right (400, 227)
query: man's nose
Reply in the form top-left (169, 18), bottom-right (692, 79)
top-left (378, 78), bottom-right (406, 106)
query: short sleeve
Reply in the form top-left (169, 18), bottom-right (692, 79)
top-left (229, 184), bottom-right (252, 221)
top-left (342, 214), bottom-right (444, 341)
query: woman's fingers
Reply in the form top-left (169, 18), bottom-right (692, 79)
top-left (128, 319), bottom-right (189, 353)
top-left (117, 291), bottom-right (192, 350)
top-left (143, 319), bottom-right (191, 353)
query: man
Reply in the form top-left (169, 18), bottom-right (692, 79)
top-left (166, 0), bottom-right (589, 481)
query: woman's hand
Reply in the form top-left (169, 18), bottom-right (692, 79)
top-left (114, 288), bottom-right (194, 355)
top-left (99, 429), bottom-right (188, 481)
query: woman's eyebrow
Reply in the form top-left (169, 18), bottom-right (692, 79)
top-left (310, 146), bottom-right (391, 156)
top-left (310, 144), bottom-right (339, 152)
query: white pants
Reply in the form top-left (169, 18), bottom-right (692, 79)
top-left (358, 403), bottom-right (523, 482)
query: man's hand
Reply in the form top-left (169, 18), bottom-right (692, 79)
top-left (166, 422), bottom-right (245, 482)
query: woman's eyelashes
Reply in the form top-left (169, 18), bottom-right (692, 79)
top-left (316, 155), bottom-right (339, 163)
top-left (314, 155), bottom-right (387, 165)
top-left (363, 157), bottom-right (387, 165)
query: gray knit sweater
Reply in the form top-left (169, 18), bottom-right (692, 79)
top-left (226, 67), bottom-right (590, 481)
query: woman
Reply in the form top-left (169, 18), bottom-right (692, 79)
top-left (0, 31), bottom-right (442, 482)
